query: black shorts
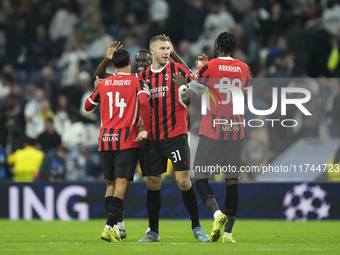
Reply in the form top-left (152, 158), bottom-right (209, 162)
top-left (100, 148), bottom-right (139, 181)
top-left (194, 136), bottom-right (243, 179)
top-left (144, 134), bottom-right (190, 176)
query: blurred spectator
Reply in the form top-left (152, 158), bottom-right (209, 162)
top-left (266, 35), bottom-right (288, 67)
top-left (65, 143), bottom-right (87, 181)
top-left (53, 94), bottom-right (78, 134)
top-left (0, 72), bottom-right (13, 101)
top-left (242, 6), bottom-right (262, 63)
top-left (4, 83), bottom-right (26, 112)
top-left (3, 3), bottom-right (26, 68)
top-left (36, 66), bottom-right (58, 105)
top-left (192, 0), bottom-right (235, 55)
top-left (37, 118), bottom-right (62, 153)
top-left (64, 71), bottom-right (92, 110)
top-left (25, 1), bottom-right (51, 41)
top-left (263, 2), bottom-right (288, 47)
top-left (182, 0), bottom-right (207, 42)
top-left (327, 36), bottom-right (340, 76)
top-left (49, 0), bottom-right (78, 55)
top-left (117, 12), bottom-right (145, 46)
top-left (7, 138), bottom-right (44, 182)
top-left (24, 87), bottom-right (45, 139)
top-left (146, 0), bottom-right (169, 37)
top-left (38, 145), bottom-right (69, 182)
top-left (62, 122), bottom-right (87, 149)
top-left (79, 73), bottom-right (98, 122)
top-left (37, 100), bottom-right (54, 121)
top-left (322, 0), bottom-right (340, 37)
top-left (3, 99), bottom-right (25, 155)
top-left (82, 12), bottom-right (112, 70)
top-left (79, 7), bottom-right (91, 28)
top-left (177, 40), bottom-right (196, 69)
top-left (26, 24), bottom-right (52, 72)
top-left (57, 38), bottom-right (88, 86)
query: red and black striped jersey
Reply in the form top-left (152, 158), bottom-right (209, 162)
top-left (86, 73), bottom-right (150, 151)
top-left (196, 57), bottom-right (252, 140)
top-left (139, 61), bottom-right (191, 140)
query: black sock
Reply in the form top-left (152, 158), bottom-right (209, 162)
top-left (205, 198), bottom-right (219, 215)
top-left (224, 184), bottom-right (238, 233)
top-left (182, 186), bottom-right (200, 229)
top-left (105, 196), bottom-right (113, 214)
top-left (117, 207), bottom-right (124, 223)
top-left (195, 179), bottom-right (219, 214)
top-left (147, 189), bottom-right (161, 233)
top-left (106, 197), bottom-right (124, 227)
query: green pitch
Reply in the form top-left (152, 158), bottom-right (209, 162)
top-left (0, 219), bottom-right (339, 255)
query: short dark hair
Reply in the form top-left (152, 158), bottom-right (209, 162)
top-left (45, 117), bottom-right (54, 124)
top-left (25, 137), bottom-right (37, 147)
top-left (56, 145), bottom-right (68, 154)
top-left (216, 32), bottom-right (237, 57)
top-left (149, 35), bottom-right (168, 48)
top-left (136, 49), bottom-right (152, 62)
top-left (112, 48), bottom-right (130, 68)
top-left (137, 48), bottom-right (151, 55)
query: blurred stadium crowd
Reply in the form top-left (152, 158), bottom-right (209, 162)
top-left (0, 0), bottom-right (340, 182)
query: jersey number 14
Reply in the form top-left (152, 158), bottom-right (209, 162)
top-left (107, 92), bottom-right (127, 118)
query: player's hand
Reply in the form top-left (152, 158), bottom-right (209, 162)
top-left (137, 117), bottom-right (144, 134)
top-left (134, 131), bottom-right (148, 143)
top-left (196, 54), bottom-right (208, 67)
top-left (105, 41), bottom-right (123, 60)
top-left (173, 72), bottom-right (188, 88)
top-left (94, 76), bottom-right (102, 88)
top-left (163, 34), bottom-right (174, 54)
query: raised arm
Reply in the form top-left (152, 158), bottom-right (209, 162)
top-left (163, 34), bottom-right (191, 71)
top-left (93, 41), bottom-right (123, 78)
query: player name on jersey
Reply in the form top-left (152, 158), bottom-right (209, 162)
top-left (218, 65), bottom-right (241, 72)
top-left (104, 79), bottom-right (131, 86)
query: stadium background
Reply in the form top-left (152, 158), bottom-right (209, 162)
top-left (0, 0), bottom-right (340, 221)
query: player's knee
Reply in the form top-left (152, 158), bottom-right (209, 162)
top-left (177, 178), bottom-right (191, 191)
top-left (106, 179), bottom-right (114, 187)
top-left (147, 176), bottom-right (162, 190)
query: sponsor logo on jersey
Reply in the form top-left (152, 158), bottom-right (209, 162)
top-left (150, 86), bottom-right (169, 99)
top-left (102, 134), bottom-right (119, 142)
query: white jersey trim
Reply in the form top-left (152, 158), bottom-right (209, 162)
top-left (88, 98), bottom-right (98, 106)
top-left (218, 57), bottom-right (234, 60)
top-left (151, 61), bottom-right (170, 73)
